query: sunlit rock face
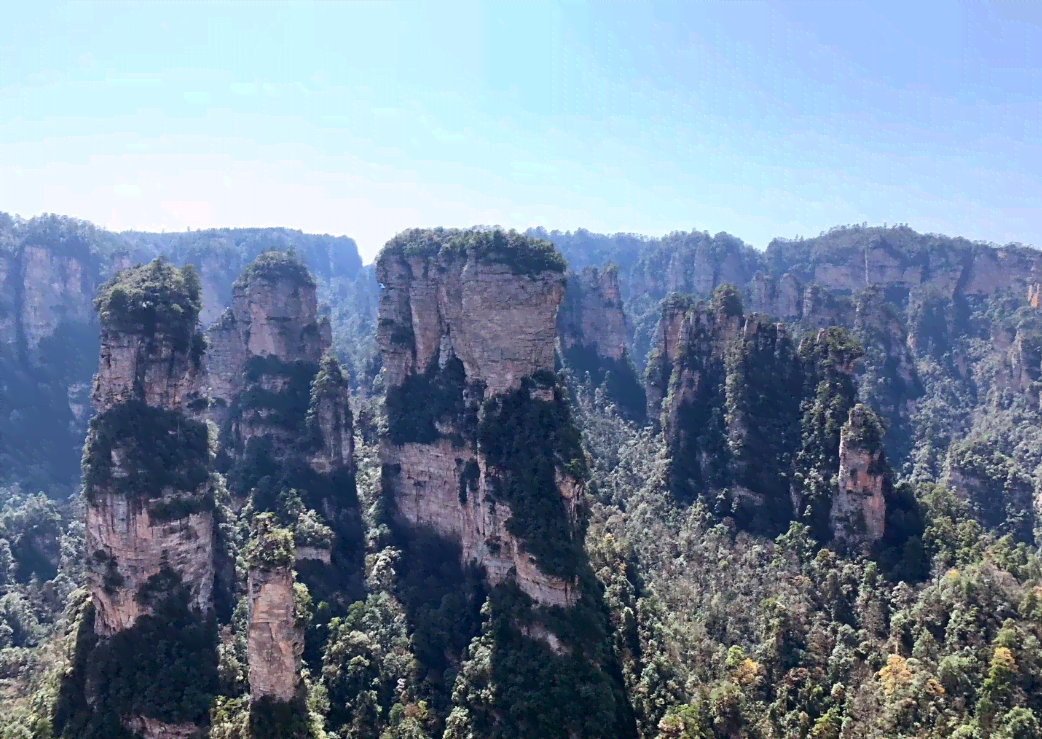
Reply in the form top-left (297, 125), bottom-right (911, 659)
top-left (83, 261), bottom-right (215, 637)
top-left (247, 564), bottom-right (304, 702)
top-left (832, 404), bottom-right (888, 547)
top-left (377, 230), bottom-right (582, 608)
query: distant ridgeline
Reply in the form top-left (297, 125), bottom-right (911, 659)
top-left (0, 213), bottom-right (374, 496)
top-left (534, 224), bottom-right (1042, 545)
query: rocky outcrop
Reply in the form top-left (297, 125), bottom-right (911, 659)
top-left (247, 564), bottom-right (304, 702)
top-left (557, 265), bottom-right (646, 419)
top-left (83, 260), bottom-right (214, 637)
top-left (745, 272), bottom-right (803, 320)
top-left (87, 499), bottom-right (214, 636)
top-left (204, 252), bottom-right (329, 421)
top-left (646, 288), bottom-right (802, 524)
top-left (377, 229), bottom-right (582, 608)
top-left (377, 236), bottom-right (564, 397)
top-left (832, 405), bottom-right (888, 546)
top-left (308, 355), bottom-right (355, 475)
top-left (558, 266), bottom-right (628, 361)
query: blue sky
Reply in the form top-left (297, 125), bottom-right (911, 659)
top-left (1, 1), bottom-right (1039, 261)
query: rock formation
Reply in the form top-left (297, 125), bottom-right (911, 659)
top-left (77, 259), bottom-right (219, 739)
top-left (558, 265), bottom-right (628, 361)
top-left (246, 519), bottom-right (305, 703)
top-left (557, 265), bottom-right (646, 419)
top-left (831, 404), bottom-right (889, 546)
top-left (206, 252), bottom-right (360, 717)
top-left (84, 259), bottom-right (214, 636)
top-left (377, 228), bottom-right (584, 608)
top-left (204, 251), bottom-right (330, 427)
top-left (647, 287), bottom-right (900, 544)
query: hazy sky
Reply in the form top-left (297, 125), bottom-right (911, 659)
top-left (2, 1), bottom-right (1040, 262)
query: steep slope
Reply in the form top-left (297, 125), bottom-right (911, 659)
top-left (646, 285), bottom-right (918, 554)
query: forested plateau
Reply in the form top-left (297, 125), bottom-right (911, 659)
top-left (2, 214), bottom-right (1042, 739)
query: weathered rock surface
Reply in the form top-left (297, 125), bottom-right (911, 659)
top-left (377, 232), bottom-right (581, 608)
top-left (247, 565), bottom-right (303, 702)
top-left (832, 405), bottom-right (888, 546)
top-left (93, 327), bottom-right (204, 412)
top-left (87, 497), bottom-right (214, 636)
top-left (204, 259), bottom-right (329, 417)
top-left (558, 266), bottom-right (628, 361)
top-left (377, 248), bottom-right (564, 397)
top-left (84, 262), bottom-right (215, 636)
top-left (309, 357), bottom-right (355, 475)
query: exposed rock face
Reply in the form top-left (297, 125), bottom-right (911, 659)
top-left (832, 405), bottom-right (888, 546)
top-left (647, 290), bottom-right (798, 520)
top-left (558, 266), bottom-right (628, 361)
top-left (377, 246), bottom-right (563, 397)
top-left (377, 230), bottom-right (581, 607)
top-left (84, 261), bottom-right (214, 637)
top-left (645, 296), bottom-right (696, 421)
top-left (87, 500), bottom-right (214, 636)
top-left (204, 256), bottom-right (329, 417)
top-left (247, 565), bottom-right (304, 702)
top-left (309, 356), bottom-right (355, 475)
top-left (557, 265), bottom-right (646, 419)
top-left (20, 244), bottom-right (95, 355)
top-left (93, 326), bottom-right (205, 411)
top-left (745, 272), bottom-right (803, 321)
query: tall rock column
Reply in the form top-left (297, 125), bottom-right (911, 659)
top-left (204, 250), bottom-right (330, 433)
top-left (246, 516), bottom-right (305, 704)
top-left (832, 404), bottom-right (889, 546)
top-left (83, 259), bottom-right (214, 636)
top-left (377, 229), bottom-right (582, 607)
top-left (75, 259), bottom-right (219, 739)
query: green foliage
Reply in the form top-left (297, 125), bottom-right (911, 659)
top-left (244, 513), bottom-right (296, 570)
top-left (95, 258), bottom-right (203, 359)
top-left (235, 249), bottom-right (316, 289)
top-left (237, 355), bottom-right (319, 433)
top-left (53, 588), bottom-right (218, 736)
top-left (478, 375), bottom-right (589, 580)
top-left (791, 328), bottom-right (863, 541)
top-left (384, 356), bottom-right (474, 446)
top-left (249, 696), bottom-right (316, 739)
top-left (562, 343), bottom-right (647, 422)
top-left (442, 570), bottom-right (636, 739)
top-left (82, 400), bottom-right (212, 520)
top-left (381, 228), bottom-right (567, 276)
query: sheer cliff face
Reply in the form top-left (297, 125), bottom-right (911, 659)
top-left (248, 565), bottom-right (303, 702)
top-left (377, 246), bottom-right (563, 397)
top-left (558, 266), bottom-right (628, 361)
top-left (205, 259), bottom-right (329, 418)
top-left (84, 261), bottom-right (214, 637)
top-left (377, 231), bottom-right (582, 607)
top-left (832, 405), bottom-right (888, 546)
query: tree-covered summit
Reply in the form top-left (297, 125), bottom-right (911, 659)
top-left (380, 227), bottom-right (567, 276)
top-left (235, 249), bottom-right (316, 289)
top-left (94, 258), bottom-right (202, 345)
